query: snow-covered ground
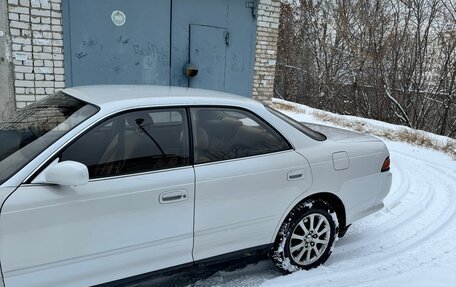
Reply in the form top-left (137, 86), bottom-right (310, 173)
top-left (189, 100), bottom-right (456, 287)
top-left (139, 100), bottom-right (456, 287)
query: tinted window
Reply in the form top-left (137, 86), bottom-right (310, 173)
top-left (191, 107), bottom-right (291, 164)
top-left (60, 108), bottom-right (190, 178)
top-left (0, 92), bottom-right (98, 185)
top-left (266, 106), bottom-right (327, 141)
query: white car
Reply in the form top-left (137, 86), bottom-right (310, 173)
top-left (0, 86), bottom-right (392, 287)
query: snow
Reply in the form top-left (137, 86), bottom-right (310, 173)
top-left (189, 99), bottom-right (456, 287)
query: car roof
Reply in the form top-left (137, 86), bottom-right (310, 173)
top-left (63, 85), bottom-right (258, 109)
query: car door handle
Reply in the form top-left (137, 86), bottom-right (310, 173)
top-left (287, 170), bottom-right (305, 181)
top-left (159, 190), bottom-right (188, 204)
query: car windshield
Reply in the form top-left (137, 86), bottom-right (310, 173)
top-left (265, 106), bottom-right (327, 141)
top-left (0, 92), bottom-right (98, 185)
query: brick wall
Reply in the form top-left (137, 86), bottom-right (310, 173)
top-left (252, 0), bottom-right (280, 104)
top-left (7, 0), bottom-right (64, 108)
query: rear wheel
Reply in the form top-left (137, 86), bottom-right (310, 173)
top-left (271, 200), bottom-right (339, 273)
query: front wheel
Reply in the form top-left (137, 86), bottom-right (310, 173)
top-left (271, 200), bottom-right (339, 273)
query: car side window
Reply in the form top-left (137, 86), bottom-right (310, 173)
top-left (60, 108), bottom-right (190, 179)
top-left (191, 107), bottom-right (291, 164)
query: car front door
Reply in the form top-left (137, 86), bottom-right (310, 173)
top-left (190, 107), bottom-right (312, 260)
top-left (0, 108), bottom-right (194, 287)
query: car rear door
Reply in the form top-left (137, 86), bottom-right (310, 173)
top-left (0, 108), bottom-right (194, 287)
top-left (190, 107), bottom-right (312, 260)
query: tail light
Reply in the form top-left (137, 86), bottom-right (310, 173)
top-left (381, 157), bottom-right (390, 172)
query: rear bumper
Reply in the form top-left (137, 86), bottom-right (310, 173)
top-left (343, 171), bottom-right (392, 225)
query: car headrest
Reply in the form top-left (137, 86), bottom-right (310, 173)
top-left (126, 111), bottom-right (154, 128)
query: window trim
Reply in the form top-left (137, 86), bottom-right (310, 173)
top-left (189, 105), bottom-right (293, 165)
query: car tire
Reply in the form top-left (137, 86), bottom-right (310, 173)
top-left (271, 199), bottom-right (339, 273)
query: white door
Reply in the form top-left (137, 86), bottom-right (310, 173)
top-left (190, 107), bottom-right (312, 260)
top-left (0, 108), bottom-right (194, 287)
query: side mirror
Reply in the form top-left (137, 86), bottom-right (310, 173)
top-left (45, 161), bottom-right (89, 186)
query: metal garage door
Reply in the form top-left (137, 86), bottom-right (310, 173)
top-left (63, 0), bottom-right (257, 96)
top-left (63, 0), bottom-right (171, 86)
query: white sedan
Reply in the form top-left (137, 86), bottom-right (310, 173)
top-left (0, 86), bottom-right (392, 287)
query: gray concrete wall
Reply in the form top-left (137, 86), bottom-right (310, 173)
top-left (0, 0), bottom-right (16, 121)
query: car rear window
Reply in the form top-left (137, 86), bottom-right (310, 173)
top-left (266, 106), bottom-right (327, 141)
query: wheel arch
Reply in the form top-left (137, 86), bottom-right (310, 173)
top-left (272, 191), bottom-right (347, 241)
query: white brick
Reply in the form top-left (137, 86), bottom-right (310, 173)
top-left (35, 81), bottom-right (54, 88)
top-left (33, 46), bottom-right (43, 52)
top-left (31, 0), bottom-right (40, 8)
top-left (40, 1), bottom-right (51, 9)
top-left (35, 66), bottom-right (53, 73)
top-left (34, 60), bottom-right (44, 66)
top-left (51, 18), bottom-right (60, 25)
top-left (15, 80), bottom-right (34, 87)
top-left (31, 16), bottom-right (40, 23)
top-left (23, 45), bottom-right (32, 52)
top-left (54, 67), bottom-right (64, 74)
top-left (53, 54), bottom-right (63, 60)
top-left (45, 88), bottom-right (55, 94)
top-left (15, 87), bottom-right (25, 94)
top-left (55, 75), bottom-right (64, 81)
top-left (32, 24), bottom-right (50, 31)
top-left (36, 88), bottom-right (45, 94)
top-left (35, 74), bottom-right (44, 80)
top-left (15, 73), bottom-right (24, 80)
top-left (51, 3), bottom-right (60, 10)
top-left (25, 73), bottom-right (34, 80)
top-left (14, 65), bottom-right (33, 73)
top-left (9, 6), bottom-right (29, 14)
top-left (16, 95), bottom-right (36, 102)
top-left (10, 28), bottom-right (21, 36)
top-left (43, 46), bottom-right (52, 53)
top-left (34, 52), bottom-right (52, 59)
top-left (33, 38), bottom-right (51, 45)
top-left (33, 31), bottom-right (43, 38)
top-left (10, 21), bottom-right (30, 30)
top-left (8, 0), bottom-right (19, 5)
top-left (16, 102), bottom-right (27, 109)
top-left (20, 0), bottom-right (30, 7)
top-left (45, 74), bottom-right (54, 80)
top-left (21, 30), bottom-right (31, 37)
top-left (19, 14), bottom-right (30, 21)
top-left (12, 44), bottom-right (22, 51)
top-left (41, 17), bottom-right (50, 24)
top-left (12, 36), bottom-right (31, 44)
top-left (9, 13), bottom-right (19, 21)
top-left (54, 60), bottom-right (63, 67)
top-left (55, 82), bottom-right (64, 88)
top-left (51, 11), bottom-right (61, 18)
top-left (53, 39), bottom-right (63, 46)
top-left (52, 32), bottom-right (62, 39)
top-left (52, 25), bottom-right (62, 32)
top-left (44, 60), bottom-right (53, 66)
top-left (31, 9), bottom-right (50, 17)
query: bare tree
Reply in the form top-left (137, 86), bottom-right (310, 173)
top-left (275, 0), bottom-right (456, 138)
